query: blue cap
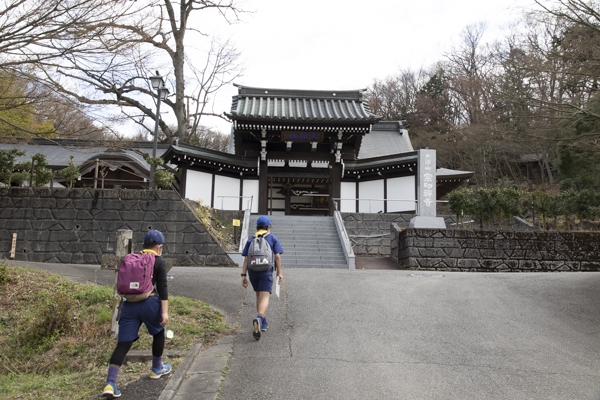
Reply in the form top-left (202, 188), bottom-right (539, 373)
top-left (256, 216), bottom-right (271, 227)
top-left (144, 230), bottom-right (165, 246)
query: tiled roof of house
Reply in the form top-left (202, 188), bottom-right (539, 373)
top-left (0, 138), bottom-right (169, 169)
top-left (358, 121), bottom-right (414, 159)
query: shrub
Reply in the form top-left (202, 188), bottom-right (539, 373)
top-left (447, 186), bottom-right (600, 230)
top-left (59, 156), bottom-right (80, 188)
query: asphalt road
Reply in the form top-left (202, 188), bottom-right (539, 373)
top-left (9, 261), bottom-right (600, 400)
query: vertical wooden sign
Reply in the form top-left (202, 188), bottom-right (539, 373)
top-left (10, 233), bottom-right (17, 259)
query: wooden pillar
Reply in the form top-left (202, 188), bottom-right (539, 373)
top-left (329, 161), bottom-right (342, 215)
top-left (383, 177), bottom-right (388, 213)
top-left (258, 128), bottom-right (269, 215)
top-left (239, 175), bottom-right (244, 211)
top-left (179, 168), bottom-right (188, 198)
top-left (285, 190), bottom-right (291, 215)
top-left (211, 173), bottom-right (216, 208)
top-left (111, 229), bottom-right (132, 336)
top-left (258, 158), bottom-right (268, 215)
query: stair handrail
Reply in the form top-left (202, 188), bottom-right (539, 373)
top-left (332, 202), bottom-right (355, 269)
top-left (215, 195), bottom-right (254, 211)
top-left (238, 197), bottom-right (253, 253)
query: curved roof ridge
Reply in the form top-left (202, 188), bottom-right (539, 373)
top-left (227, 84), bottom-right (381, 124)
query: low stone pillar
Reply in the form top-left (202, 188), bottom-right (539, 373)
top-left (100, 229), bottom-right (133, 335)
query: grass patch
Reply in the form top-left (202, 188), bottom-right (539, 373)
top-left (185, 199), bottom-right (240, 252)
top-left (0, 261), bottom-right (231, 399)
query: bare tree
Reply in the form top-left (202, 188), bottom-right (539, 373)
top-left (0, 0), bottom-right (103, 65)
top-left (0, 0), bottom-right (112, 137)
top-left (366, 68), bottom-right (427, 125)
top-left (15, 0), bottom-right (244, 144)
top-left (442, 23), bottom-right (497, 126)
top-left (187, 125), bottom-right (230, 152)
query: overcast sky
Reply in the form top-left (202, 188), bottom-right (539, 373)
top-left (195, 0), bottom-right (539, 134)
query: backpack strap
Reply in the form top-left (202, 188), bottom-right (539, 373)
top-left (139, 250), bottom-right (157, 297)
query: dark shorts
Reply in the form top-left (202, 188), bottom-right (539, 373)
top-left (248, 268), bottom-right (273, 293)
top-left (118, 295), bottom-right (163, 342)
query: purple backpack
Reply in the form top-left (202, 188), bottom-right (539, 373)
top-left (117, 252), bottom-right (155, 302)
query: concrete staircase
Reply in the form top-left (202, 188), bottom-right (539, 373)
top-left (250, 215), bottom-right (348, 269)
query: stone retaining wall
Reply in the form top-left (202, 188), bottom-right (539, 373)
top-left (0, 188), bottom-right (234, 266)
top-left (342, 213), bottom-right (456, 257)
top-left (392, 226), bottom-right (600, 272)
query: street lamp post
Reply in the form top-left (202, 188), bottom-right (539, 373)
top-left (149, 71), bottom-right (170, 189)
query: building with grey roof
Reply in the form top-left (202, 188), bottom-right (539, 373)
top-left (0, 138), bottom-right (170, 189)
top-left (1, 85), bottom-right (472, 212)
top-left (163, 85), bottom-right (473, 215)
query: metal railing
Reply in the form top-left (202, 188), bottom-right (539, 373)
top-left (238, 207), bottom-right (252, 254)
top-left (215, 195), bottom-right (253, 211)
top-left (332, 198), bottom-right (448, 214)
top-left (333, 198), bottom-right (417, 214)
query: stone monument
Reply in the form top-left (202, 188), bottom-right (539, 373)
top-left (409, 149), bottom-right (446, 229)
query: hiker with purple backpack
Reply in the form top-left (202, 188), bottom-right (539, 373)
top-left (241, 216), bottom-right (284, 340)
top-left (102, 230), bottom-right (171, 399)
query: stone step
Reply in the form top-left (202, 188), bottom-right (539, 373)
top-left (283, 248), bottom-right (346, 259)
top-left (250, 215), bottom-right (348, 268)
top-left (282, 247), bottom-right (344, 253)
top-left (277, 238), bottom-right (341, 244)
top-left (286, 261), bottom-right (348, 268)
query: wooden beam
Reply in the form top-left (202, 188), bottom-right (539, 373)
top-left (259, 158), bottom-right (268, 215)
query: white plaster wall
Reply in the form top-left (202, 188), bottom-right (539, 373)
top-left (387, 176), bottom-right (416, 212)
top-left (242, 180), bottom-right (259, 213)
top-left (340, 182), bottom-right (357, 212)
top-left (358, 180), bottom-right (384, 213)
top-left (214, 175), bottom-right (241, 210)
top-left (186, 170), bottom-right (212, 206)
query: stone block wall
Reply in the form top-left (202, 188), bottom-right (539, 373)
top-left (342, 213), bottom-right (456, 257)
top-left (392, 227), bottom-right (600, 272)
top-left (0, 188), bottom-right (234, 267)
top-left (341, 213), bottom-right (412, 257)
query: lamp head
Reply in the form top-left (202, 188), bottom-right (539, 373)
top-left (159, 86), bottom-right (170, 100)
top-left (150, 72), bottom-right (164, 90)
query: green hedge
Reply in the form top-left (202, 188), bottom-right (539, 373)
top-left (447, 187), bottom-right (600, 229)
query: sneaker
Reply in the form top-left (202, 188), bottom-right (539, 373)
top-left (261, 317), bottom-right (269, 331)
top-left (252, 317), bottom-right (261, 340)
top-left (102, 382), bottom-right (121, 398)
top-left (150, 363), bottom-right (172, 379)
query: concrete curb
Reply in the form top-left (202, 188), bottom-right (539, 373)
top-left (156, 335), bottom-right (235, 400)
top-left (157, 343), bottom-right (202, 400)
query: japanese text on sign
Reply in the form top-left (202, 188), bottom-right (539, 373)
top-left (281, 131), bottom-right (324, 142)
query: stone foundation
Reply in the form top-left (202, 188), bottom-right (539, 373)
top-left (342, 213), bottom-right (456, 257)
top-left (392, 226), bottom-right (600, 272)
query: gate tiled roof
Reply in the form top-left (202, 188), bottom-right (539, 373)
top-left (227, 85), bottom-right (381, 124)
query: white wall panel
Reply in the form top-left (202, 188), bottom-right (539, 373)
top-left (214, 175), bottom-right (241, 210)
top-left (340, 182), bottom-right (356, 212)
top-left (185, 170), bottom-right (212, 205)
top-left (242, 179), bottom-right (259, 212)
top-left (358, 180), bottom-right (384, 213)
top-left (387, 176), bottom-right (416, 212)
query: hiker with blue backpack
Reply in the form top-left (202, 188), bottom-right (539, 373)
top-left (102, 229), bottom-right (171, 399)
top-left (241, 216), bottom-right (284, 340)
